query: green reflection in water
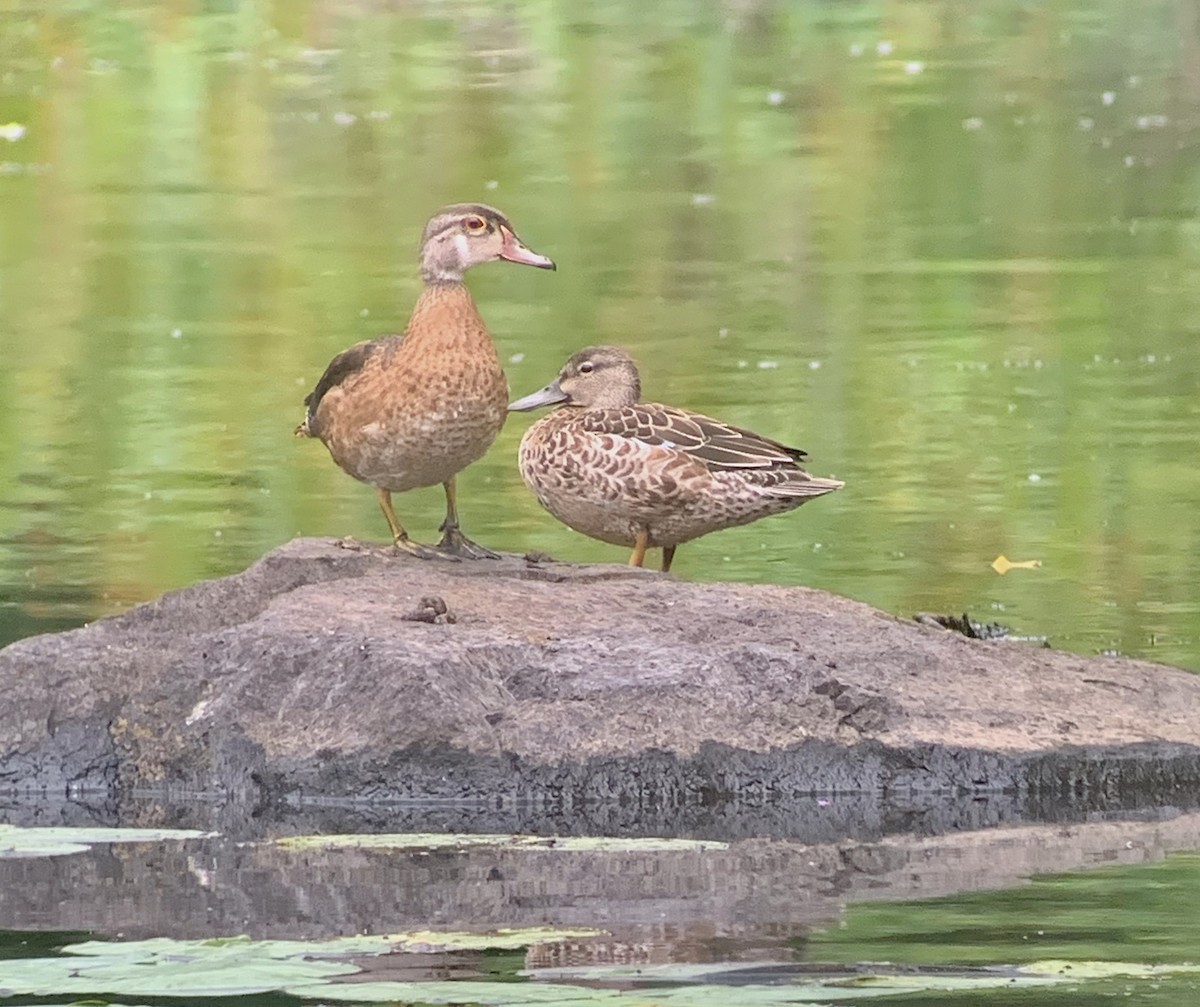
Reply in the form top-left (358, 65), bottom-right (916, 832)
top-left (812, 853), bottom-right (1200, 966)
top-left (1, 1), bottom-right (1198, 666)
top-left (808, 853), bottom-right (1200, 1004)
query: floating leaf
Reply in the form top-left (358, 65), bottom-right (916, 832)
top-left (0, 825), bottom-right (218, 860)
top-left (286, 980), bottom-right (629, 1004)
top-left (285, 976), bottom-right (1066, 1004)
top-left (64, 929), bottom-right (605, 959)
top-left (62, 934), bottom-right (397, 960)
top-left (648, 989), bottom-right (860, 1006)
top-left (991, 554), bottom-right (1042, 575)
top-left (825, 973), bottom-right (1059, 993)
top-left (0, 931), bottom-right (615, 999)
top-left (13, 941), bottom-right (1200, 1005)
top-left (1023, 960), bottom-right (1200, 980)
top-left (0, 934), bottom-right (379, 997)
top-left (0, 954), bottom-right (355, 997)
top-left (289, 979), bottom-right (899, 1004)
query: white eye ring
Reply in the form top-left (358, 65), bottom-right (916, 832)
top-left (578, 361), bottom-right (595, 374)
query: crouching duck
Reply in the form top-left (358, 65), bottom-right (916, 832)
top-left (508, 346), bottom-right (843, 572)
top-left (295, 203), bottom-right (555, 558)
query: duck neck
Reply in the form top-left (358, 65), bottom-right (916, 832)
top-left (421, 260), bottom-right (464, 284)
top-left (404, 280), bottom-right (494, 351)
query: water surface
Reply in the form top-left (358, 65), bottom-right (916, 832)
top-left (3, 803), bottom-right (1200, 1005)
top-left (1, 0), bottom-right (1198, 666)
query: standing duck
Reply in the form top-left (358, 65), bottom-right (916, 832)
top-left (508, 345), bottom-right (843, 572)
top-left (295, 203), bottom-right (555, 558)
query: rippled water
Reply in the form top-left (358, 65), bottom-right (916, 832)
top-left (2, 801), bottom-right (1200, 1006)
top-left (1, 0), bottom-right (1198, 667)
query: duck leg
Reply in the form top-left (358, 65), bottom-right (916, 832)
top-left (437, 476), bottom-right (500, 560)
top-left (628, 529), bottom-right (649, 568)
top-left (376, 487), bottom-right (443, 560)
top-left (661, 545), bottom-right (677, 573)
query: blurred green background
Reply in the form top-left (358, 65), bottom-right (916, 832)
top-left (0, 0), bottom-right (1197, 667)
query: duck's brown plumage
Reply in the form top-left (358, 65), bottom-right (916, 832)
top-left (301, 285), bottom-right (507, 493)
top-left (508, 345), bottom-right (843, 571)
top-left (297, 203), bottom-right (554, 557)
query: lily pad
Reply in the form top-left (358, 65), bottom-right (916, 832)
top-left (25, 934), bottom-right (1193, 1004)
top-left (273, 832), bottom-right (728, 853)
top-left (285, 980), bottom-right (630, 1004)
top-left (285, 976), bottom-right (1057, 1004)
top-left (63, 929), bottom-right (605, 959)
top-left (1, 934), bottom-right (382, 997)
top-left (288, 980), bottom-right (880, 1004)
top-left (646, 986), bottom-right (967, 1004)
top-left (0, 953), bottom-right (356, 997)
top-left (0, 930), bottom-right (618, 999)
top-left (62, 933), bottom-right (399, 960)
top-left (822, 973), bottom-right (1061, 993)
top-left (10, 942), bottom-right (1197, 1005)
top-left (1023, 959), bottom-right (1200, 980)
top-left (0, 825), bottom-right (218, 859)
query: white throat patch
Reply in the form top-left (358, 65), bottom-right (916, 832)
top-left (453, 232), bottom-right (470, 265)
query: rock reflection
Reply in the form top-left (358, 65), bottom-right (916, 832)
top-left (2, 800), bottom-right (1200, 960)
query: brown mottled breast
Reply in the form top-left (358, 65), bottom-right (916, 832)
top-left (302, 283), bottom-right (509, 492)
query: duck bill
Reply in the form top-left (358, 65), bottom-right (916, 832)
top-left (499, 227), bottom-right (556, 270)
top-left (508, 380), bottom-right (569, 412)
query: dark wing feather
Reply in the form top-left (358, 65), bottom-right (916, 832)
top-left (580, 404), bottom-right (809, 472)
top-left (301, 339), bottom-right (387, 437)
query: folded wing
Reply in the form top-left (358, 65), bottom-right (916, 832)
top-left (580, 403), bottom-right (810, 471)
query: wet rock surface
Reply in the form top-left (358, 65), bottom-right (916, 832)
top-left (1, 537), bottom-right (1198, 804)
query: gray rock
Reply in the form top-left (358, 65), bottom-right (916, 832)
top-left (1, 537), bottom-right (1198, 803)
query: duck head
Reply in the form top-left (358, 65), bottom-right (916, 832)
top-left (420, 203), bottom-right (555, 283)
top-left (509, 345), bottom-right (642, 412)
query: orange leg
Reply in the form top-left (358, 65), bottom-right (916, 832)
top-left (661, 545), bottom-right (677, 573)
top-left (628, 529), bottom-right (649, 568)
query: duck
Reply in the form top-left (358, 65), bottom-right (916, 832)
top-left (295, 203), bottom-right (555, 558)
top-left (508, 345), bottom-right (843, 572)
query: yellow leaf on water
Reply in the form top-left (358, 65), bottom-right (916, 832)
top-left (992, 555), bottom-right (1042, 575)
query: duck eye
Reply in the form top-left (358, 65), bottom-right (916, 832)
top-left (464, 216), bottom-right (487, 232)
top-left (578, 361), bottom-right (595, 374)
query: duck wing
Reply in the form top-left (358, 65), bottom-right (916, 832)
top-left (580, 403), bottom-right (809, 472)
top-left (298, 336), bottom-right (402, 438)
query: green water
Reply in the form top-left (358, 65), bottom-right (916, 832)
top-left (3, 849), bottom-right (1200, 1005)
top-left (1, 0), bottom-right (1198, 666)
top-left (807, 853), bottom-right (1200, 1005)
top-left (815, 854), bottom-right (1200, 967)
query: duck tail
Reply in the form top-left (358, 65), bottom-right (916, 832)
top-left (294, 417), bottom-right (313, 438)
top-left (771, 474), bottom-right (845, 498)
